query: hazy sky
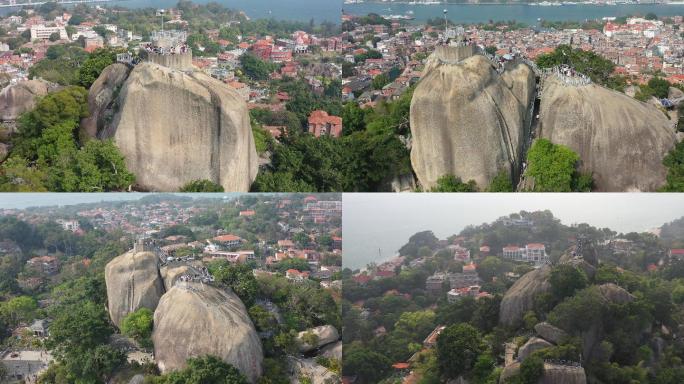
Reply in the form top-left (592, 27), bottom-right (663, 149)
top-left (343, 193), bottom-right (684, 269)
top-left (0, 193), bottom-right (243, 209)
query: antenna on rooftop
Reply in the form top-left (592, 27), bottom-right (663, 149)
top-left (157, 9), bottom-right (166, 32)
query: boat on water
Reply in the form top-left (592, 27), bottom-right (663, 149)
top-left (381, 13), bottom-right (416, 20)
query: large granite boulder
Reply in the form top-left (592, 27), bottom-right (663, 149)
top-left (535, 322), bottom-right (568, 345)
top-left (152, 283), bottom-right (263, 383)
top-left (80, 63), bottom-right (131, 138)
top-left (500, 362), bottom-right (586, 384)
top-left (319, 341), bottom-right (342, 360)
top-left (0, 79), bottom-right (56, 121)
top-left (297, 325), bottom-right (340, 353)
top-left (92, 62), bottom-right (258, 191)
top-left (159, 263), bottom-right (201, 291)
top-left (517, 337), bottom-right (553, 361)
top-left (410, 48), bottom-right (535, 189)
top-left (538, 76), bottom-right (676, 191)
top-left (500, 265), bottom-right (552, 327)
top-left (104, 250), bottom-right (165, 327)
top-left (597, 283), bottom-right (635, 304)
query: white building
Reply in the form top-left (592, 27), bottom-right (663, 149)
top-left (502, 243), bottom-right (549, 265)
top-left (30, 25), bottom-right (68, 40)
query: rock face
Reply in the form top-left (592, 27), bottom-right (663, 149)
top-left (410, 49), bottom-right (535, 189)
top-left (80, 63), bottom-right (131, 138)
top-left (500, 362), bottom-right (586, 384)
top-left (517, 337), bottom-right (553, 361)
top-left (0, 79), bottom-right (56, 121)
top-left (319, 341), bottom-right (342, 361)
top-left (297, 325), bottom-right (340, 353)
top-left (159, 263), bottom-right (200, 291)
top-left (535, 322), bottom-right (568, 345)
top-left (288, 357), bottom-right (339, 384)
top-left (500, 265), bottom-right (552, 327)
top-left (104, 250), bottom-right (165, 327)
top-left (538, 76), bottom-right (676, 191)
top-left (153, 283), bottom-right (262, 383)
top-left (598, 283), bottom-right (635, 304)
top-left (91, 62), bottom-right (258, 192)
top-left (540, 363), bottom-right (587, 384)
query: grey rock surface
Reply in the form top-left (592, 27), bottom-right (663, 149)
top-left (98, 62), bottom-right (258, 191)
top-left (297, 325), bottom-right (340, 353)
top-left (517, 337), bottom-right (553, 361)
top-left (152, 283), bottom-right (263, 383)
top-left (0, 79), bottom-right (56, 121)
top-left (410, 51), bottom-right (535, 189)
top-left (104, 250), bottom-right (165, 327)
top-left (534, 322), bottom-right (568, 345)
top-left (500, 265), bottom-right (552, 327)
top-left (539, 76), bottom-right (676, 191)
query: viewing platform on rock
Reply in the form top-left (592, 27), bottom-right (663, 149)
top-left (139, 30), bottom-right (193, 71)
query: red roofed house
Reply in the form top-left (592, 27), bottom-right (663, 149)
top-left (239, 210), bottom-right (256, 217)
top-left (353, 273), bottom-right (372, 285)
top-left (278, 239), bottom-right (295, 249)
top-left (286, 269), bottom-right (309, 282)
top-left (670, 249), bottom-right (684, 261)
top-left (212, 234), bottom-right (243, 248)
top-left (308, 110), bottom-right (342, 138)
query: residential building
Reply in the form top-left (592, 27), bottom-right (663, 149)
top-left (307, 110), bottom-right (343, 138)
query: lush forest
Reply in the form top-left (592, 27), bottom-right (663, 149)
top-left (342, 211), bottom-right (684, 383)
top-left (0, 195), bottom-right (341, 383)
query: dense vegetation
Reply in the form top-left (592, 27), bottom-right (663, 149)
top-left (343, 210), bottom-right (684, 383)
top-left (661, 140), bottom-right (684, 192)
top-left (0, 195), bottom-right (341, 383)
top-left (251, 83), bottom-right (411, 192)
top-left (536, 44), bottom-right (626, 91)
top-left (524, 139), bottom-right (593, 192)
top-left (0, 87), bottom-right (134, 191)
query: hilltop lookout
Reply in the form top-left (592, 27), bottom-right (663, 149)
top-left (140, 30), bottom-right (192, 71)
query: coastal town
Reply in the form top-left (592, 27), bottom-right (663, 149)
top-left (0, 2), bottom-right (343, 138)
top-left (342, 210), bottom-right (684, 383)
top-left (341, 12), bottom-right (684, 104)
top-left (0, 193), bottom-right (342, 383)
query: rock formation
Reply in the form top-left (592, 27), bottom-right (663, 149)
top-left (499, 265), bottom-right (552, 327)
top-left (410, 48), bottom-right (535, 189)
top-left (159, 263), bottom-right (201, 291)
top-left (319, 341), bottom-right (342, 360)
top-left (87, 62), bottom-right (258, 192)
top-left (538, 76), bottom-right (676, 191)
top-left (104, 249), bottom-right (165, 327)
top-left (500, 361), bottom-right (586, 384)
top-left (518, 337), bottom-right (554, 361)
top-left (534, 322), bottom-right (568, 345)
top-left (0, 79), bottom-right (57, 122)
top-left (597, 283), bottom-right (635, 304)
top-left (297, 325), bottom-right (340, 353)
top-left (152, 283), bottom-right (263, 383)
top-left (80, 63), bottom-right (131, 138)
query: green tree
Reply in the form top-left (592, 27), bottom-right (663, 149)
top-left (436, 323), bottom-right (484, 379)
top-left (240, 53), bottom-right (277, 81)
top-left (372, 73), bottom-right (390, 90)
top-left (120, 308), bottom-right (153, 347)
top-left (429, 174), bottom-right (478, 192)
top-left (180, 179), bottom-right (224, 192)
top-left (154, 355), bottom-right (249, 384)
top-left (661, 140), bottom-right (684, 191)
top-left (525, 139), bottom-right (589, 192)
top-left (488, 171), bottom-right (514, 192)
top-left (77, 48), bottom-right (117, 89)
top-left (549, 264), bottom-right (588, 301)
top-left (207, 261), bottom-right (260, 307)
